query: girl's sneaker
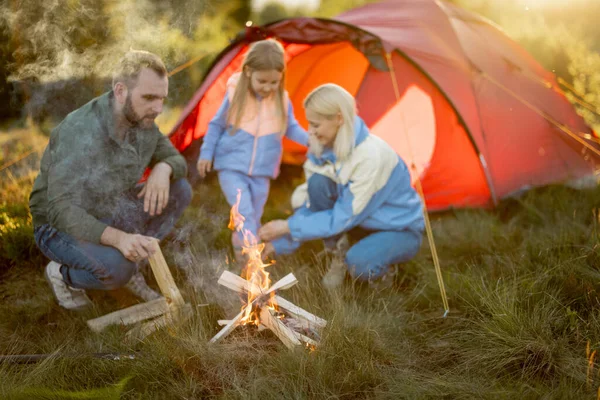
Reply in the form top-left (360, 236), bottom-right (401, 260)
top-left (44, 261), bottom-right (92, 310)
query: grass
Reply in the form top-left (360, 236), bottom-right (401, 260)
top-left (2, 127), bottom-right (600, 399)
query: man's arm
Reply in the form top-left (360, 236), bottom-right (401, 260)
top-left (46, 122), bottom-right (109, 244)
top-left (151, 133), bottom-right (187, 181)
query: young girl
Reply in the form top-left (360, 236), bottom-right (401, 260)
top-left (259, 83), bottom-right (425, 289)
top-left (196, 39), bottom-right (308, 263)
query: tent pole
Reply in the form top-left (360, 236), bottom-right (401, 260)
top-left (385, 52), bottom-right (450, 317)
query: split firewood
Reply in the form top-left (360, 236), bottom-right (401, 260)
top-left (259, 307), bottom-right (301, 350)
top-left (292, 331), bottom-right (319, 348)
top-left (148, 242), bottom-right (185, 308)
top-left (273, 295), bottom-right (327, 328)
top-left (87, 298), bottom-right (169, 332)
top-left (125, 303), bottom-right (192, 343)
top-left (210, 310), bottom-right (245, 343)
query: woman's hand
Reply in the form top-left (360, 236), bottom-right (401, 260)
top-left (196, 159), bottom-right (212, 178)
top-left (258, 220), bottom-right (290, 241)
top-left (262, 242), bottom-right (276, 261)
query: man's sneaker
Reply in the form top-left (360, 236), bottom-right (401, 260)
top-left (44, 261), bottom-right (92, 310)
top-left (321, 234), bottom-right (350, 289)
top-left (125, 270), bottom-right (161, 302)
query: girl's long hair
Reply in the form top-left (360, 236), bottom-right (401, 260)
top-left (303, 84), bottom-right (356, 162)
top-left (228, 39), bottom-right (287, 134)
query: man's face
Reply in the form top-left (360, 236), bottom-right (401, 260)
top-left (122, 68), bottom-right (169, 129)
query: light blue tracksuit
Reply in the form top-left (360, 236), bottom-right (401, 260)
top-left (272, 116), bottom-right (425, 280)
top-left (199, 73), bottom-right (308, 247)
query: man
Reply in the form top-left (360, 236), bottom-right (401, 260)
top-left (29, 50), bottom-right (192, 310)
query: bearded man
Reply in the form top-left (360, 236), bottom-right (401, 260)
top-left (29, 50), bottom-right (192, 310)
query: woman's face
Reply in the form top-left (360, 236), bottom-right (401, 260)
top-left (306, 109), bottom-right (343, 148)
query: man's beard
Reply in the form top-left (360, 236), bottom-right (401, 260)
top-left (123, 94), bottom-right (157, 129)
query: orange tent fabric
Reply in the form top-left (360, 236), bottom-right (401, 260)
top-left (169, 0), bottom-right (599, 210)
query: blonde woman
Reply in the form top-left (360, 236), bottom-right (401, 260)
top-left (259, 84), bottom-right (424, 288)
top-left (196, 39), bottom-right (307, 265)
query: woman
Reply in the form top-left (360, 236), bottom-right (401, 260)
top-left (259, 83), bottom-right (424, 288)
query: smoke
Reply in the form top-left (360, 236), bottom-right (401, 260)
top-left (2, 0), bottom-right (206, 84)
top-left (1, 0), bottom-right (221, 123)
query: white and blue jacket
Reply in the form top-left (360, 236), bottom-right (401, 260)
top-left (273, 116), bottom-right (425, 254)
top-left (199, 73), bottom-right (308, 178)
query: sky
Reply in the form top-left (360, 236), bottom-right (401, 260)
top-left (252, 0), bottom-right (320, 11)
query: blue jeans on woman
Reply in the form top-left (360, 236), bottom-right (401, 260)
top-left (33, 178), bottom-right (192, 290)
top-left (308, 174), bottom-right (422, 281)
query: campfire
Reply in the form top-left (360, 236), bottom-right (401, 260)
top-left (210, 190), bottom-right (326, 350)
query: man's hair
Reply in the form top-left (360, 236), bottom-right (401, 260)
top-left (112, 50), bottom-right (167, 88)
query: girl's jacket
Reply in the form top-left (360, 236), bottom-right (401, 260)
top-left (273, 116), bottom-right (425, 254)
top-left (199, 72), bottom-right (308, 178)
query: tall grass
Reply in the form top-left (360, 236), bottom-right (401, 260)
top-left (2, 137), bottom-right (600, 398)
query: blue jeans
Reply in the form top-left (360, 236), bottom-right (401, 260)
top-left (217, 170), bottom-right (270, 249)
top-left (34, 178), bottom-right (193, 290)
top-left (308, 174), bottom-right (422, 281)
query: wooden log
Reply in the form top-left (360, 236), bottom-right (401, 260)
top-left (87, 298), bottom-right (168, 332)
top-left (217, 270), bottom-right (298, 297)
top-left (274, 295), bottom-right (327, 329)
top-left (265, 273), bottom-right (297, 294)
top-left (125, 303), bottom-right (192, 342)
top-left (293, 331), bottom-right (319, 348)
top-left (210, 309), bottom-right (245, 343)
top-left (217, 270), bottom-right (251, 293)
top-left (259, 307), bottom-right (301, 350)
top-left (148, 242), bottom-right (185, 308)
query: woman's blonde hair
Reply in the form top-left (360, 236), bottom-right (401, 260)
top-left (228, 39), bottom-right (287, 134)
top-left (303, 83), bottom-right (356, 161)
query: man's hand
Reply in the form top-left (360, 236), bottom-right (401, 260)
top-left (101, 227), bottom-right (157, 262)
top-left (258, 220), bottom-right (290, 242)
top-left (196, 159), bottom-right (212, 178)
top-left (118, 233), bottom-right (158, 262)
top-left (138, 162), bottom-right (172, 216)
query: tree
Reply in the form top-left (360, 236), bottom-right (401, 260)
top-left (257, 2), bottom-right (289, 25)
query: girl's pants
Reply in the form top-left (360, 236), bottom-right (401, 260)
top-left (217, 170), bottom-right (270, 249)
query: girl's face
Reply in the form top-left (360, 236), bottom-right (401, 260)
top-left (306, 108), bottom-right (343, 148)
top-left (247, 68), bottom-right (282, 98)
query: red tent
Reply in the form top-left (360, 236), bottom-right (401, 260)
top-left (169, 0), bottom-right (599, 211)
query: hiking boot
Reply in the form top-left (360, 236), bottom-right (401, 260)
top-left (368, 265), bottom-right (398, 291)
top-left (125, 270), bottom-right (161, 302)
top-left (44, 261), bottom-right (92, 310)
top-left (322, 254), bottom-right (347, 289)
top-left (321, 234), bottom-right (350, 289)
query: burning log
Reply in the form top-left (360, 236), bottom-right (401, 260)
top-left (209, 189), bottom-right (327, 350)
top-left (210, 269), bottom-right (326, 349)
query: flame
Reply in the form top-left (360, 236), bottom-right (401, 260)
top-left (229, 189), bottom-right (276, 325)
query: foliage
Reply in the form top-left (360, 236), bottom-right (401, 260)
top-left (256, 2), bottom-right (289, 25)
top-left (450, 0), bottom-right (600, 132)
